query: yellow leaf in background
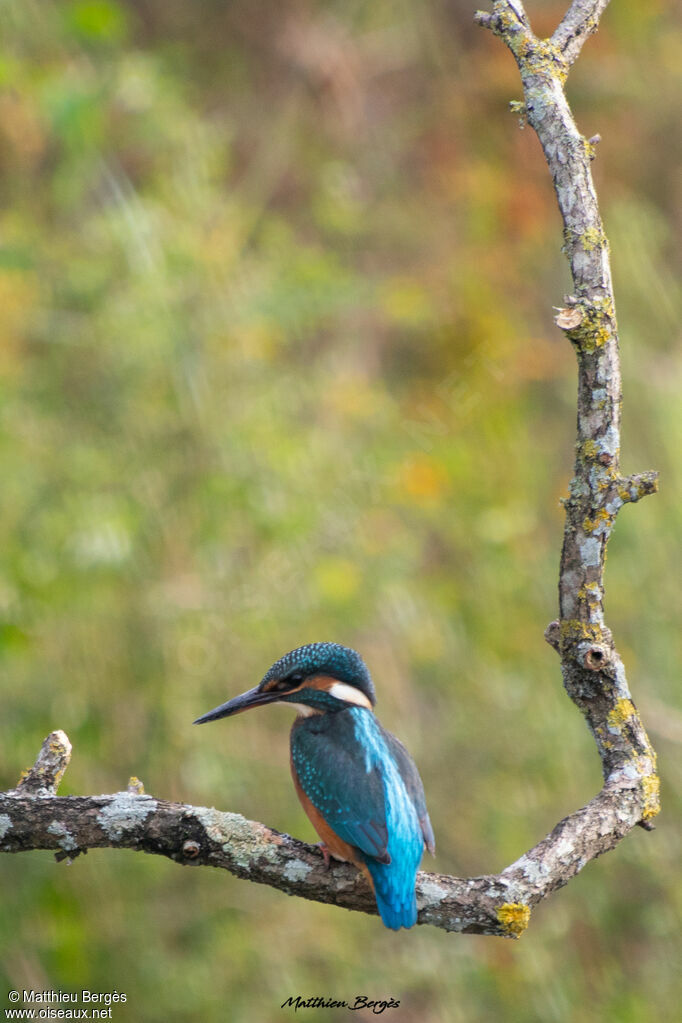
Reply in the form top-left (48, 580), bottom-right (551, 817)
top-left (233, 319), bottom-right (282, 362)
top-left (324, 373), bottom-right (376, 419)
top-left (0, 94), bottom-right (45, 165)
top-left (396, 454), bottom-right (449, 505)
top-left (407, 618), bottom-right (445, 664)
top-left (0, 270), bottom-right (39, 376)
top-left (379, 277), bottom-right (431, 325)
top-left (202, 220), bottom-right (243, 270)
top-left (476, 503), bottom-right (536, 543)
top-left (313, 557), bottom-right (361, 603)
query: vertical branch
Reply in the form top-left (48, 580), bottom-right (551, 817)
top-left (475, 2), bottom-right (659, 817)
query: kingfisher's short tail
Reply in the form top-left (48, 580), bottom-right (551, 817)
top-left (365, 859), bottom-right (418, 931)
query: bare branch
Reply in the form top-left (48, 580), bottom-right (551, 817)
top-left (11, 731), bottom-right (72, 797)
top-left (1, 1), bottom-right (660, 939)
top-left (0, 732), bottom-right (658, 938)
top-left (552, 1), bottom-right (613, 66)
top-left (474, 0), bottom-right (660, 877)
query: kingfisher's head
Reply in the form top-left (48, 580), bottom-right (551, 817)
top-left (193, 642), bottom-right (376, 724)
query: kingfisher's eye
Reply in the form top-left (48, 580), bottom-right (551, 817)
top-left (274, 673), bottom-right (303, 692)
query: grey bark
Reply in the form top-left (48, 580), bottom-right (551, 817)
top-left (0, 1), bottom-right (660, 938)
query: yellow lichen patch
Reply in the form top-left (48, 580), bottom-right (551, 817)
top-left (594, 721), bottom-right (614, 748)
top-left (617, 477), bottom-right (660, 504)
top-left (597, 466), bottom-right (620, 491)
top-left (600, 297), bottom-right (615, 320)
top-left (640, 773), bottom-right (661, 822)
top-left (560, 619), bottom-right (606, 648)
top-left (508, 100), bottom-right (527, 128)
top-left (497, 7), bottom-right (518, 34)
top-left (523, 40), bottom-right (568, 83)
top-left (497, 902), bottom-right (531, 938)
top-left (578, 582), bottom-right (601, 603)
top-left (578, 581), bottom-right (602, 620)
top-left (583, 508), bottom-right (612, 534)
top-left (594, 326), bottom-right (610, 348)
top-left (561, 296), bottom-right (614, 354)
top-left (607, 698), bottom-right (635, 730)
top-left (580, 325), bottom-right (611, 354)
top-left (580, 226), bottom-right (607, 252)
top-left (579, 439), bottom-right (599, 460)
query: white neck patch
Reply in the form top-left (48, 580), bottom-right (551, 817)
top-left (288, 702), bottom-right (321, 718)
top-left (327, 681), bottom-right (373, 711)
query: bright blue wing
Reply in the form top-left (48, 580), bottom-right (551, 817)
top-left (349, 710), bottom-right (426, 929)
top-left (291, 709), bottom-right (391, 863)
top-left (380, 725), bottom-right (435, 855)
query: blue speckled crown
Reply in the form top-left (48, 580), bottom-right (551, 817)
top-left (261, 642), bottom-right (376, 706)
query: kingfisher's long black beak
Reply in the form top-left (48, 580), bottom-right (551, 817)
top-left (193, 685), bottom-right (279, 724)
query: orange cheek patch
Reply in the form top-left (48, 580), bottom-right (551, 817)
top-left (305, 675), bottom-right (338, 691)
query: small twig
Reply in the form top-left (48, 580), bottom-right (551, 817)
top-left (12, 730), bottom-right (72, 797)
top-left (505, 1), bottom-right (529, 27)
top-left (552, 1), bottom-right (613, 67)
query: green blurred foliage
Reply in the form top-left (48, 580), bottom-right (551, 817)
top-left (0, 0), bottom-right (680, 1020)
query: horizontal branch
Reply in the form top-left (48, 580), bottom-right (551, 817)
top-left (0, 731), bottom-right (658, 939)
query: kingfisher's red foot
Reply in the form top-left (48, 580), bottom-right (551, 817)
top-left (317, 842), bottom-right (331, 870)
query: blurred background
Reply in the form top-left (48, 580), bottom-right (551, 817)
top-left (0, 1), bottom-right (680, 1020)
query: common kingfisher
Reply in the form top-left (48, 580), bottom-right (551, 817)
top-left (194, 642), bottom-right (435, 930)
